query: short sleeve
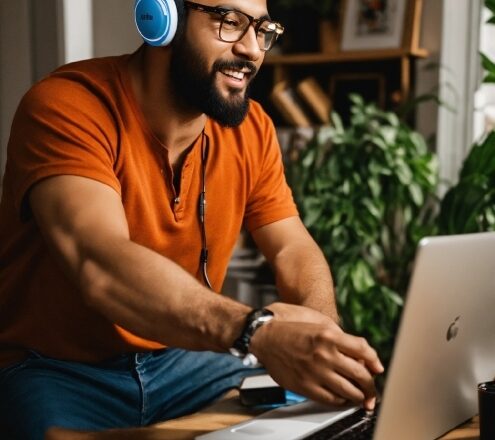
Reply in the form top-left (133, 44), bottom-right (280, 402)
top-left (243, 105), bottom-right (299, 232)
top-left (7, 72), bottom-right (121, 219)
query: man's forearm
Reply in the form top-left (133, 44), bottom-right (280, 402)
top-left (77, 235), bottom-right (250, 353)
top-left (271, 240), bottom-right (339, 322)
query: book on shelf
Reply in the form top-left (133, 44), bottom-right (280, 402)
top-left (270, 81), bottom-right (312, 127)
top-left (296, 77), bottom-right (331, 124)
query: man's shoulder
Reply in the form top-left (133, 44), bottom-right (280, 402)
top-left (19, 55), bottom-right (130, 119)
top-left (30, 55), bottom-right (126, 95)
top-left (53, 54), bottom-right (129, 78)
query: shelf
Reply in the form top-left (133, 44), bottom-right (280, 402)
top-left (264, 48), bottom-right (429, 66)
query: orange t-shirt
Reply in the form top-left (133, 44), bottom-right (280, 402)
top-left (0, 55), bottom-right (298, 366)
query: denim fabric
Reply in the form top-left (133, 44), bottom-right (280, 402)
top-left (0, 349), bottom-right (264, 440)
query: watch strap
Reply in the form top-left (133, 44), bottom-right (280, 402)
top-left (230, 308), bottom-right (274, 361)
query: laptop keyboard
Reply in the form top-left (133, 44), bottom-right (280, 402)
top-left (302, 405), bottom-right (379, 440)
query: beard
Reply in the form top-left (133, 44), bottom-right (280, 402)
top-left (170, 34), bottom-right (257, 127)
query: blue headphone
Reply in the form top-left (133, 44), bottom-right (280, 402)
top-left (134, 0), bottom-right (181, 47)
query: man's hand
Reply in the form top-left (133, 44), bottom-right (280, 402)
top-left (249, 308), bottom-right (383, 411)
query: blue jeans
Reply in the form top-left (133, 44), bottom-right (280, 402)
top-left (0, 349), bottom-right (264, 440)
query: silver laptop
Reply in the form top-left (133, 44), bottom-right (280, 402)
top-left (198, 232), bottom-right (495, 440)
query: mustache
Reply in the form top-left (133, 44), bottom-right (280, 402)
top-left (212, 59), bottom-right (258, 76)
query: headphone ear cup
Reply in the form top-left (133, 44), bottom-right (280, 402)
top-left (135, 0), bottom-right (178, 47)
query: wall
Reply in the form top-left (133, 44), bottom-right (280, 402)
top-left (63, 0), bottom-right (93, 63)
top-left (415, 0), bottom-right (443, 145)
top-left (436, 0), bottom-right (482, 192)
top-left (0, 0), bottom-right (34, 181)
top-left (92, 0), bottom-right (141, 57)
top-left (0, 0), bottom-right (62, 189)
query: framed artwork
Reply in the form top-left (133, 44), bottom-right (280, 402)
top-left (340, 0), bottom-right (411, 51)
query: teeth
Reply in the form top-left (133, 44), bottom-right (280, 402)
top-left (223, 69), bottom-right (245, 80)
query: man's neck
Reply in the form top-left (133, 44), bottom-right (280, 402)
top-left (127, 45), bottom-right (206, 162)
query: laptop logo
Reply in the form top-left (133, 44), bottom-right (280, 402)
top-left (446, 316), bottom-right (460, 341)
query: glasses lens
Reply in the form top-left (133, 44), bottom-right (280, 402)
top-left (257, 20), bottom-right (280, 51)
top-left (220, 11), bottom-right (249, 42)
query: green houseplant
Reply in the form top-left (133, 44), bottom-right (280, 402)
top-left (286, 95), bottom-right (439, 362)
top-left (437, 0), bottom-right (495, 234)
top-left (438, 132), bottom-right (495, 233)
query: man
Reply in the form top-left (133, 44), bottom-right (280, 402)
top-left (0, 0), bottom-right (383, 438)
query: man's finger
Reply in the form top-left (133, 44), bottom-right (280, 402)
top-left (332, 353), bottom-right (377, 400)
top-left (321, 370), bottom-right (366, 404)
top-left (335, 334), bottom-right (384, 374)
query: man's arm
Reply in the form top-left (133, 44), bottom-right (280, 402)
top-left (29, 175), bottom-right (250, 352)
top-left (251, 216), bottom-right (339, 321)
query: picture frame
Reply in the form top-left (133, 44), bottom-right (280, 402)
top-left (340, 0), bottom-right (420, 52)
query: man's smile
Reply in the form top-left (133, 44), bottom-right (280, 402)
top-left (220, 67), bottom-right (251, 81)
top-left (217, 65), bottom-right (256, 94)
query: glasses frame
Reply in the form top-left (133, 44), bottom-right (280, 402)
top-left (184, 1), bottom-right (284, 51)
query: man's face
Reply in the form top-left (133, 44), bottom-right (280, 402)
top-left (170, 0), bottom-right (268, 127)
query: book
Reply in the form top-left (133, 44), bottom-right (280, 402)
top-left (270, 81), bottom-right (312, 127)
top-left (296, 77), bottom-right (331, 124)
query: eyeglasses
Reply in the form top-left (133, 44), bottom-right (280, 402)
top-left (184, 1), bottom-right (284, 51)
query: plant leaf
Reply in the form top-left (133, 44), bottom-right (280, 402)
top-left (483, 73), bottom-right (495, 83)
top-left (486, 0), bottom-right (495, 14)
top-left (302, 149), bottom-right (315, 168)
top-left (350, 261), bottom-right (375, 293)
top-left (408, 182), bottom-right (424, 206)
top-left (362, 198), bottom-right (383, 220)
top-left (395, 159), bottom-right (413, 185)
top-left (480, 52), bottom-right (495, 72)
top-left (331, 112), bottom-right (344, 134)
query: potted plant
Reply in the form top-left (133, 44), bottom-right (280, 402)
top-left (286, 95), bottom-right (439, 363)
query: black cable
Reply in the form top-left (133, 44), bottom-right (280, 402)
top-left (199, 131), bottom-right (212, 290)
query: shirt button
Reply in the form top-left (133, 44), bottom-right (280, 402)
top-left (174, 197), bottom-right (180, 204)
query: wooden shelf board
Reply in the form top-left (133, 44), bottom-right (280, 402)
top-left (264, 48), bottom-right (429, 65)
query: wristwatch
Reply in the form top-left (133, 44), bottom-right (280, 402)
top-left (229, 308), bottom-right (274, 367)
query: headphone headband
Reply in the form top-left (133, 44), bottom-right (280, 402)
top-left (135, 0), bottom-right (179, 47)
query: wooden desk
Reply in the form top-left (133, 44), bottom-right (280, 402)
top-left (47, 390), bottom-right (480, 440)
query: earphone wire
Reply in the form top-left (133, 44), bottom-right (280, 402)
top-left (199, 130), bottom-right (212, 290)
